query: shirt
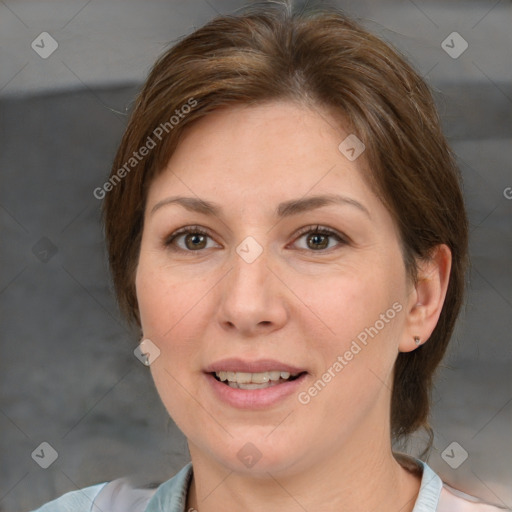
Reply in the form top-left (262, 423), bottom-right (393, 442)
top-left (29, 454), bottom-right (509, 512)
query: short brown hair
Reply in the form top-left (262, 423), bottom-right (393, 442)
top-left (103, 0), bottom-right (468, 453)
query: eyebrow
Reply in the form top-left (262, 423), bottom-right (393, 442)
top-left (150, 193), bottom-right (371, 219)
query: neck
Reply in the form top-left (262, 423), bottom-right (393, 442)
top-left (185, 429), bottom-right (421, 512)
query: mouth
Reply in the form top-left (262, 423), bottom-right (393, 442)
top-left (211, 370), bottom-right (306, 390)
top-left (203, 358), bottom-right (308, 408)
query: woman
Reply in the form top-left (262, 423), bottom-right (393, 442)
top-left (30, 0), bottom-right (508, 511)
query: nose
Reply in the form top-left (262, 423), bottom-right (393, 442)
top-left (216, 242), bottom-right (288, 337)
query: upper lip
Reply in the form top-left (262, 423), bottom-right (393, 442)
top-left (204, 358), bottom-right (307, 374)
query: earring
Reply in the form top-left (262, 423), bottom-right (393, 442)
top-left (414, 336), bottom-right (421, 345)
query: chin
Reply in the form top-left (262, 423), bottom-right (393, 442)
top-left (209, 434), bottom-right (306, 476)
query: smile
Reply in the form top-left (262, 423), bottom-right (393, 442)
top-left (212, 370), bottom-right (304, 389)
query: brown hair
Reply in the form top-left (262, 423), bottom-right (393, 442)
top-left (103, 0), bottom-right (468, 455)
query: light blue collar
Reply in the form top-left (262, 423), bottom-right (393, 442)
top-left (144, 457), bottom-right (443, 511)
top-left (145, 462), bottom-right (193, 512)
top-left (412, 458), bottom-right (443, 512)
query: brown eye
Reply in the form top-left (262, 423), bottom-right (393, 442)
top-left (164, 226), bottom-right (219, 253)
top-left (183, 232), bottom-right (208, 250)
top-left (306, 232), bottom-right (330, 250)
top-left (293, 225), bottom-right (347, 252)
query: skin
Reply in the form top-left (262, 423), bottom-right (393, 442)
top-left (135, 100), bottom-right (452, 512)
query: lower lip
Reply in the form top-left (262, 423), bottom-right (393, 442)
top-left (205, 372), bottom-right (307, 409)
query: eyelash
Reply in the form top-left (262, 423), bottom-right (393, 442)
top-left (163, 224), bottom-right (349, 254)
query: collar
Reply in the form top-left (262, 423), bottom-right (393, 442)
top-left (144, 455), bottom-right (443, 512)
top-left (394, 453), bottom-right (443, 512)
top-left (145, 462), bottom-right (193, 512)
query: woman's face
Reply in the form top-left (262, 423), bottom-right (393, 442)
top-left (135, 101), bottom-right (415, 476)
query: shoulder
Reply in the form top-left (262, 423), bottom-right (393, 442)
top-left (29, 482), bottom-right (108, 512)
top-left (394, 453), bottom-right (509, 512)
top-left (438, 483), bottom-right (511, 512)
top-left (28, 463), bottom-right (193, 512)
top-left (29, 479), bottom-right (157, 512)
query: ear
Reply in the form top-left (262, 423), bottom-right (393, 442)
top-left (399, 244), bottom-right (452, 353)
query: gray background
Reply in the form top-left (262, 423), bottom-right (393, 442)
top-left (1, 1), bottom-right (511, 511)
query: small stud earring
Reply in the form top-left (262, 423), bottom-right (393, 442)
top-left (414, 336), bottom-right (421, 345)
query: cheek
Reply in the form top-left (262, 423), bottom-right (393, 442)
top-left (307, 265), bottom-right (402, 341)
top-left (135, 251), bottom-right (202, 338)
top-left (135, 254), bottom-right (215, 379)
top-left (136, 264), bottom-right (166, 337)
top-left (135, 259), bottom-right (208, 427)
top-left (301, 258), bottom-right (407, 400)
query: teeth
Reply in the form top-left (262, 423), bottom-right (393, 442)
top-left (235, 372), bottom-right (252, 384)
top-left (230, 382), bottom-right (276, 390)
top-left (214, 370), bottom-right (300, 385)
top-left (250, 372), bottom-right (270, 384)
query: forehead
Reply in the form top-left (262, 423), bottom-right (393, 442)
top-left (146, 101), bottom-right (377, 215)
